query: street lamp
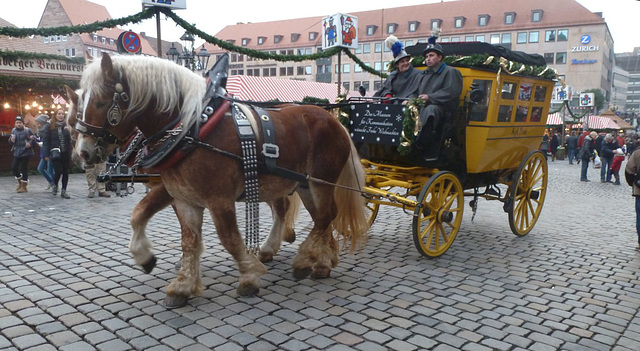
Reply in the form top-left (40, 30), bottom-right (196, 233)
top-left (165, 30), bottom-right (210, 72)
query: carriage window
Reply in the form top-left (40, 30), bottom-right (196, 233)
top-left (515, 105), bottom-right (528, 122)
top-left (498, 105), bottom-right (513, 122)
top-left (530, 107), bottom-right (543, 122)
top-left (518, 84), bottom-right (532, 101)
top-left (468, 79), bottom-right (492, 122)
top-left (534, 85), bottom-right (547, 102)
top-left (501, 82), bottom-right (516, 100)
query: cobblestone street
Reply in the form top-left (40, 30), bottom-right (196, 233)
top-left (1, 158), bottom-right (640, 350)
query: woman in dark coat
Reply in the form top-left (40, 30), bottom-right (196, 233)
top-left (43, 108), bottom-right (73, 199)
top-left (550, 132), bottom-right (560, 162)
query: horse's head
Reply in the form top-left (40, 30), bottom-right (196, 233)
top-left (73, 53), bottom-right (137, 165)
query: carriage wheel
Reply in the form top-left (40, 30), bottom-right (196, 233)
top-left (412, 171), bottom-right (464, 258)
top-left (507, 150), bottom-right (548, 236)
top-left (365, 200), bottom-right (380, 226)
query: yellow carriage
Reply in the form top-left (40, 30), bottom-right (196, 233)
top-left (350, 43), bottom-right (556, 258)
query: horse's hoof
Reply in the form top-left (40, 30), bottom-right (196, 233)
top-left (164, 294), bottom-right (188, 309)
top-left (284, 230), bottom-right (296, 243)
top-left (311, 266), bottom-right (331, 279)
top-left (237, 283), bottom-right (259, 297)
top-left (141, 256), bottom-right (157, 274)
top-left (292, 267), bottom-right (312, 280)
top-left (259, 252), bottom-right (274, 263)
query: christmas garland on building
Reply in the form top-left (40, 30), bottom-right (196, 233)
top-left (0, 7), bottom-right (561, 81)
top-left (0, 7), bottom-right (157, 38)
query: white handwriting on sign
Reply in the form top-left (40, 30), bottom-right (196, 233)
top-left (352, 125), bottom-right (399, 136)
top-left (352, 107), bottom-right (403, 143)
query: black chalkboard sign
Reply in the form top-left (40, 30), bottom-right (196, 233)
top-left (348, 104), bottom-right (405, 145)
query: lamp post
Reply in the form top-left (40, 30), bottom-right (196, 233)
top-left (166, 30), bottom-right (210, 72)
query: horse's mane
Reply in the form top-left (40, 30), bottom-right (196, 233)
top-left (80, 55), bottom-right (206, 130)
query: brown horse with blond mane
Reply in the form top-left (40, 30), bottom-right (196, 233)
top-left (71, 53), bottom-right (369, 307)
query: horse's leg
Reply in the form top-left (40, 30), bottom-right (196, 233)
top-left (292, 185), bottom-right (339, 280)
top-left (259, 194), bottom-right (299, 263)
top-left (209, 204), bottom-right (267, 297)
top-left (164, 201), bottom-right (204, 309)
top-left (129, 183), bottom-right (173, 274)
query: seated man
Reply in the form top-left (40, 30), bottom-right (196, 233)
top-left (373, 36), bottom-right (422, 103)
top-left (415, 41), bottom-right (463, 156)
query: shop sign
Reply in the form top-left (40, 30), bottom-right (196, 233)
top-left (571, 59), bottom-right (598, 64)
top-left (580, 93), bottom-right (594, 107)
top-left (141, 0), bottom-right (186, 10)
top-left (571, 46), bottom-right (599, 52)
top-left (0, 55), bottom-right (83, 77)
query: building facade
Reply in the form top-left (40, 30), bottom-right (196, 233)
top-left (616, 48), bottom-right (640, 119)
top-left (208, 0), bottom-right (617, 109)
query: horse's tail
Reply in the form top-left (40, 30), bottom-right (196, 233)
top-left (332, 131), bottom-right (369, 252)
top-left (283, 193), bottom-right (301, 243)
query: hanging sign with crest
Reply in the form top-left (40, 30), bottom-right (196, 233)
top-left (322, 13), bottom-right (358, 50)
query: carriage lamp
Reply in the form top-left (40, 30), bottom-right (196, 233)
top-left (2, 102), bottom-right (9, 109)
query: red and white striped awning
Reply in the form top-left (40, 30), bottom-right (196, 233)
top-left (226, 75), bottom-right (356, 102)
top-left (547, 112), bottom-right (563, 125)
top-left (584, 115), bottom-right (617, 130)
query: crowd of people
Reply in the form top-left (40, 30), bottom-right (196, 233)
top-left (559, 130), bottom-right (637, 184)
top-left (8, 112), bottom-right (111, 199)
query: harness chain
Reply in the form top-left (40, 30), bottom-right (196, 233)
top-left (232, 104), bottom-right (260, 254)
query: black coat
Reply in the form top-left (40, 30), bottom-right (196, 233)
top-left (600, 139), bottom-right (618, 160)
top-left (42, 123), bottom-right (72, 159)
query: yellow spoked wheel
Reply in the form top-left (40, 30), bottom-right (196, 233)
top-left (365, 200), bottom-right (380, 226)
top-left (412, 171), bottom-right (464, 258)
top-left (507, 150), bottom-right (548, 236)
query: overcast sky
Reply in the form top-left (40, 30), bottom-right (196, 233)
top-left (1, 0), bottom-right (637, 53)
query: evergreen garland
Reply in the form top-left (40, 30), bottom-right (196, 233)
top-left (397, 97), bottom-right (425, 155)
top-left (0, 75), bottom-right (79, 92)
top-left (0, 7), bottom-right (558, 81)
top-left (0, 7), bottom-right (157, 38)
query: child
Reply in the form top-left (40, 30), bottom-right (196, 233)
top-left (611, 147), bottom-right (625, 185)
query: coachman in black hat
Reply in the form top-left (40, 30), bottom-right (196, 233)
top-left (414, 29), bottom-right (463, 157)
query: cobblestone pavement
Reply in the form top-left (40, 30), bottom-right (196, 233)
top-left (1, 158), bottom-right (640, 351)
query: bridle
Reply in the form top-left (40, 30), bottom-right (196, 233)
top-left (75, 75), bottom-right (131, 162)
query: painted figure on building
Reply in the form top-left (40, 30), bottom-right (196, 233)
top-left (342, 16), bottom-right (356, 46)
top-left (324, 17), bottom-right (337, 47)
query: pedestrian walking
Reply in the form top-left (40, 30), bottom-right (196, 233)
top-left (9, 115), bottom-right (37, 193)
top-left (35, 114), bottom-right (55, 190)
top-left (579, 131), bottom-right (597, 182)
top-left (624, 142), bottom-right (640, 250)
top-left (566, 132), bottom-right (578, 164)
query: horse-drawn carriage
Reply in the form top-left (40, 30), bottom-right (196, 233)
top-left (70, 41), bottom-right (555, 306)
top-left (347, 42), bottom-right (555, 258)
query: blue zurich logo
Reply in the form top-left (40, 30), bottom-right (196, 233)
top-left (580, 35), bottom-right (591, 45)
